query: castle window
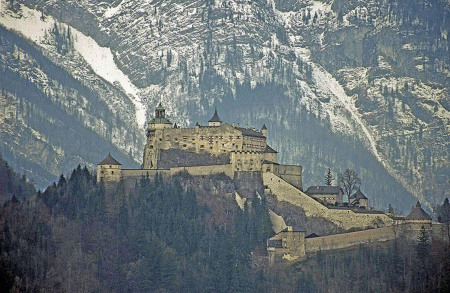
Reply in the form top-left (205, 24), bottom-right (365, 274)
top-left (111, 171), bottom-right (114, 174)
top-left (200, 145), bottom-right (205, 149)
top-left (229, 136), bottom-right (233, 139)
top-left (210, 146), bottom-right (213, 150)
top-left (219, 136), bottom-right (223, 139)
top-left (183, 144), bottom-right (187, 148)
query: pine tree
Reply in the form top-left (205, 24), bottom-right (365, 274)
top-left (325, 168), bottom-right (334, 186)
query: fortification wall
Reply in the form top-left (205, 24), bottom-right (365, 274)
top-left (263, 172), bottom-right (393, 230)
top-left (277, 165), bottom-right (302, 191)
top-left (231, 151), bottom-right (263, 172)
top-left (121, 169), bottom-right (170, 178)
top-left (169, 164), bottom-right (233, 177)
top-left (121, 164), bottom-right (234, 179)
top-left (305, 227), bottom-right (395, 253)
top-left (158, 149), bottom-right (230, 169)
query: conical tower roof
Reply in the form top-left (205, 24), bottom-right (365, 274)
top-left (405, 201), bottom-right (431, 221)
top-left (208, 108), bottom-right (222, 123)
top-left (98, 153), bottom-right (121, 165)
top-left (263, 145), bottom-right (278, 154)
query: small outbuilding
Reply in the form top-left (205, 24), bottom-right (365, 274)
top-left (305, 186), bottom-right (344, 205)
top-left (349, 189), bottom-right (369, 208)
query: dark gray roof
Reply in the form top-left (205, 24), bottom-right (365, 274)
top-left (305, 186), bottom-right (343, 195)
top-left (261, 124), bottom-right (267, 130)
top-left (352, 189), bottom-right (368, 200)
top-left (264, 145), bottom-right (278, 153)
top-left (306, 233), bottom-right (320, 238)
top-left (98, 153), bottom-right (121, 165)
top-left (405, 202), bottom-right (432, 221)
top-left (208, 109), bottom-right (222, 123)
top-left (236, 127), bottom-right (265, 138)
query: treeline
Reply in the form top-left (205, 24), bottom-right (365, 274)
top-left (1, 154), bottom-right (450, 292)
top-left (0, 155), bottom-right (272, 292)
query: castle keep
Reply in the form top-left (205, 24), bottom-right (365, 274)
top-left (98, 104), bottom-right (302, 189)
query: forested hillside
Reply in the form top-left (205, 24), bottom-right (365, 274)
top-left (1, 156), bottom-right (449, 292)
top-left (1, 0), bottom-right (448, 212)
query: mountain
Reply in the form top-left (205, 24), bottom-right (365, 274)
top-left (0, 0), bottom-right (448, 212)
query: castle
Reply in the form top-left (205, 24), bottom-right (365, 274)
top-left (97, 104), bottom-right (302, 189)
top-left (97, 104), bottom-right (445, 263)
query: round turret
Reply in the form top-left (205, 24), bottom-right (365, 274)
top-left (149, 103), bottom-right (172, 129)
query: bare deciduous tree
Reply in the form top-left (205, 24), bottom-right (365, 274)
top-left (338, 169), bottom-right (361, 197)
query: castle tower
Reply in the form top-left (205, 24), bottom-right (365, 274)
top-left (261, 124), bottom-right (267, 137)
top-left (148, 103), bottom-right (172, 129)
top-left (263, 145), bottom-right (278, 163)
top-left (404, 201), bottom-right (432, 238)
top-left (208, 108), bottom-right (222, 127)
top-left (97, 153), bottom-right (122, 182)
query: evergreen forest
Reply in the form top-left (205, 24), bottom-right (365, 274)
top-left (0, 154), bottom-right (449, 292)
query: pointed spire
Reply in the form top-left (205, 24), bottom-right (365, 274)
top-left (208, 108), bottom-right (222, 123)
top-left (261, 124), bottom-right (267, 130)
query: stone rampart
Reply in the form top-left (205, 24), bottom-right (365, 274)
top-left (277, 164), bottom-right (302, 191)
top-left (305, 226), bottom-right (395, 253)
top-left (169, 164), bottom-right (233, 177)
top-left (121, 164), bottom-right (234, 179)
top-left (263, 172), bottom-right (393, 230)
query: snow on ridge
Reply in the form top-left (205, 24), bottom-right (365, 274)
top-left (0, 2), bottom-right (146, 128)
top-left (104, 0), bottom-right (124, 19)
top-left (295, 47), bottom-right (432, 208)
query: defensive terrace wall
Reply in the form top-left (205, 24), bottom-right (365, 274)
top-left (263, 172), bottom-right (394, 230)
top-left (305, 226), bottom-right (395, 253)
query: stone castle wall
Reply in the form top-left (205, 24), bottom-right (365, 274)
top-left (143, 124), bottom-right (266, 169)
top-left (231, 151), bottom-right (263, 172)
top-left (157, 149), bottom-right (230, 169)
top-left (305, 226), bottom-right (395, 253)
top-left (263, 172), bottom-right (393, 230)
top-left (121, 164), bottom-right (234, 179)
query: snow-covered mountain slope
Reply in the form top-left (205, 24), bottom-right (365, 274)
top-left (1, 0), bottom-right (448, 212)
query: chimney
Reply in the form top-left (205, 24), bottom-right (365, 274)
top-left (232, 122), bottom-right (235, 127)
top-left (237, 123), bottom-right (239, 127)
top-left (246, 124), bottom-right (248, 128)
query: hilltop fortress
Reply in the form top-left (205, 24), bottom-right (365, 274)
top-left (98, 104), bottom-right (302, 189)
top-left (97, 104), bottom-right (445, 262)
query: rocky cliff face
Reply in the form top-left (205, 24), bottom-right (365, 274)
top-left (0, 0), bottom-right (448, 212)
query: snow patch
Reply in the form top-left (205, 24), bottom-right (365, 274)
top-left (0, 2), bottom-right (146, 127)
top-left (104, 1), bottom-right (124, 19)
